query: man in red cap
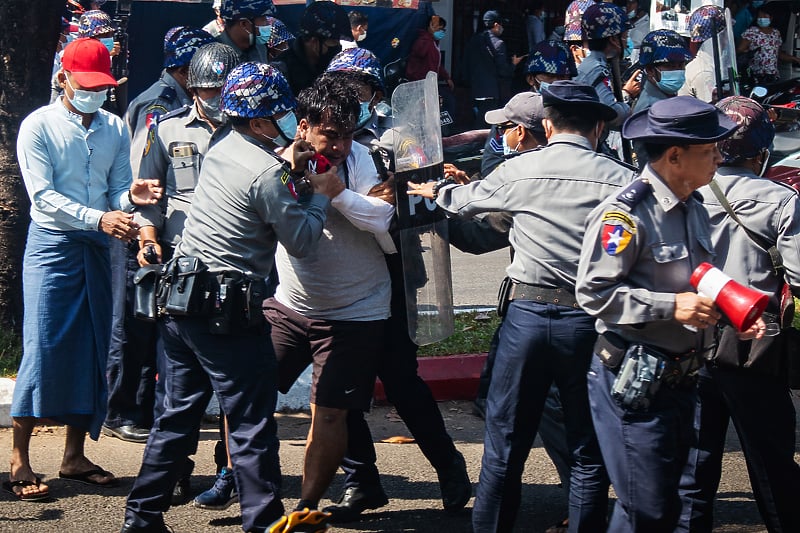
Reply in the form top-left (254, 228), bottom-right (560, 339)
top-left (5, 37), bottom-right (161, 502)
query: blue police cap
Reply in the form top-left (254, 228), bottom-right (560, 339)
top-left (541, 80), bottom-right (617, 121)
top-left (220, 0), bottom-right (277, 21)
top-left (564, 0), bottom-right (596, 42)
top-left (78, 10), bottom-right (114, 38)
top-left (527, 39), bottom-right (575, 76)
top-left (622, 96), bottom-right (738, 143)
top-left (638, 30), bottom-right (691, 67)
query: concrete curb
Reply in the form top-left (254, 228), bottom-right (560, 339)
top-left (0, 353), bottom-right (487, 426)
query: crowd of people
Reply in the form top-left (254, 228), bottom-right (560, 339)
top-left (5, 0), bottom-right (800, 532)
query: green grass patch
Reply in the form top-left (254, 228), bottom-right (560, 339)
top-left (0, 327), bottom-right (22, 377)
top-left (418, 310), bottom-right (501, 357)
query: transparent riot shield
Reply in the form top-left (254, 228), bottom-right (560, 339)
top-left (722, 8), bottom-right (739, 95)
top-left (392, 72), bottom-right (455, 345)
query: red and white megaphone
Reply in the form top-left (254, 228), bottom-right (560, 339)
top-left (690, 262), bottom-right (769, 332)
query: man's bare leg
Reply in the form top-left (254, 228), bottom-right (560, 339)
top-left (299, 404), bottom-right (348, 506)
top-left (8, 416), bottom-right (49, 498)
top-left (59, 425), bottom-right (116, 485)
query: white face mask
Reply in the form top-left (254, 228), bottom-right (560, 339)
top-left (357, 31), bottom-right (367, 42)
top-left (759, 149), bottom-right (770, 177)
top-left (66, 75), bottom-right (106, 114)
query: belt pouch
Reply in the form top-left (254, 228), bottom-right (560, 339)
top-left (611, 344), bottom-right (665, 411)
top-left (164, 256), bottom-right (209, 316)
top-left (594, 332), bottom-right (627, 369)
top-left (133, 264), bottom-right (164, 322)
top-left (496, 276), bottom-right (513, 317)
top-left (209, 273), bottom-right (243, 334)
top-left (245, 277), bottom-right (268, 328)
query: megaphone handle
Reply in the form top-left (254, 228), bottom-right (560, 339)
top-left (682, 290), bottom-right (708, 332)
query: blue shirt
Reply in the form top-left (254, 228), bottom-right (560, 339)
top-left (17, 99), bottom-right (133, 232)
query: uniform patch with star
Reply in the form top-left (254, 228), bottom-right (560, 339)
top-left (601, 210), bottom-right (636, 255)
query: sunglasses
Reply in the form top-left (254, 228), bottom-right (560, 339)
top-left (496, 122), bottom-right (518, 134)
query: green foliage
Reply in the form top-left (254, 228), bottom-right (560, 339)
top-left (418, 311), bottom-right (501, 357)
top-left (0, 327), bottom-right (22, 377)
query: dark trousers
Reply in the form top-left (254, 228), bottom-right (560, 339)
top-left (124, 316), bottom-right (283, 532)
top-left (588, 355), bottom-right (696, 533)
top-left (472, 300), bottom-right (608, 533)
top-left (105, 238), bottom-right (157, 429)
top-left (340, 253), bottom-right (458, 489)
top-left (678, 365), bottom-right (800, 533)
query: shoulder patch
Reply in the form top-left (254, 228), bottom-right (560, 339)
top-left (601, 210), bottom-right (636, 255)
top-left (143, 125), bottom-right (156, 157)
top-left (615, 178), bottom-right (651, 208)
top-left (144, 105), bottom-right (169, 130)
top-left (157, 104), bottom-right (192, 123)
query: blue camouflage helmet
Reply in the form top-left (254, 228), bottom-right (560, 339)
top-left (163, 26), bottom-right (216, 69)
top-left (326, 48), bottom-right (385, 93)
top-left (527, 39), bottom-right (575, 76)
top-left (221, 61), bottom-right (296, 118)
top-left (688, 5), bottom-right (726, 43)
top-left (298, 1), bottom-right (351, 40)
top-left (582, 3), bottom-right (630, 40)
top-left (716, 96), bottom-right (775, 163)
top-left (265, 16), bottom-right (294, 48)
top-left (638, 30), bottom-right (691, 66)
top-left (563, 0), bottom-right (596, 42)
top-left (78, 10), bottom-right (115, 38)
top-left (219, 0), bottom-right (277, 21)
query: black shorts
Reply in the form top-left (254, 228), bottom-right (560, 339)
top-left (263, 298), bottom-right (385, 411)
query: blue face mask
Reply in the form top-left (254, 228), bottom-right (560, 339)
top-left (656, 69), bottom-right (686, 95)
top-left (538, 80), bottom-right (551, 93)
top-left (100, 37), bottom-right (115, 53)
top-left (256, 24), bottom-right (272, 45)
top-left (356, 101), bottom-right (372, 129)
top-left (757, 17), bottom-right (771, 28)
top-left (262, 111), bottom-right (297, 147)
top-left (625, 36), bottom-right (634, 58)
top-left (433, 30), bottom-right (446, 41)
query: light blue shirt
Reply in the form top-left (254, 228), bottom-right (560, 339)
top-left (17, 99), bottom-right (133, 232)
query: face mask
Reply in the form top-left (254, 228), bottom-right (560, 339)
top-left (433, 30), bottom-right (446, 41)
top-left (197, 94), bottom-right (224, 124)
top-left (357, 31), bottom-right (367, 42)
top-left (535, 78), bottom-right (551, 93)
top-left (266, 111), bottom-right (297, 147)
top-left (255, 24), bottom-right (271, 45)
top-left (625, 36), bottom-right (634, 58)
top-left (757, 17), bottom-right (771, 28)
top-left (356, 101), bottom-right (372, 129)
top-left (100, 37), bottom-right (115, 53)
top-left (66, 76), bottom-right (106, 114)
top-left (501, 132), bottom-right (520, 156)
top-left (245, 24), bottom-right (254, 47)
top-left (656, 69), bottom-right (686, 94)
top-left (628, 10), bottom-right (637, 19)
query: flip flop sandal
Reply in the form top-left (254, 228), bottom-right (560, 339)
top-left (2, 477), bottom-right (50, 502)
top-left (58, 467), bottom-right (118, 487)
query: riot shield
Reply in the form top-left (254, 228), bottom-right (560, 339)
top-left (722, 8), bottom-right (739, 96)
top-left (392, 72), bottom-right (455, 345)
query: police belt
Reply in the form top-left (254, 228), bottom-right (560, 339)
top-left (508, 282), bottom-right (580, 309)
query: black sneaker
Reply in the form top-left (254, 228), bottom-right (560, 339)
top-left (437, 450), bottom-right (471, 512)
top-left (321, 486), bottom-right (389, 523)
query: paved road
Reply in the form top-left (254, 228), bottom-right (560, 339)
top-left (2, 399), bottom-right (797, 533)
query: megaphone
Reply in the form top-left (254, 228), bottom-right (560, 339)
top-left (690, 262), bottom-right (769, 332)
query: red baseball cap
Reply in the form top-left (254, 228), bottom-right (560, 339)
top-left (61, 37), bottom-right (117, 89)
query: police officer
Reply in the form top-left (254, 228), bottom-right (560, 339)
top-left (273, 1), bottom-right (352, 95)
top-left (121, 62), bottom-right (344, 533)
top-left (125, 26), bottom-right (214, 176)
top-left (216, 0), bottom-right (276, 63)
top-left (563, 0), bottom-right (597, 68)
top-left (133, 42), bottom-right (240, 507)
top-left (410, 80), bottom-right (637, 533)
top-left (575, 96), bottom-right (742, 533)
top-left (104, 26), bottom-right (214, 446)
top-left (319, 49), bottom-right (472, 522)
top-left (678, 96), bottom-right (800, 533)
top-left (576, 2), bottom-right (634, 126)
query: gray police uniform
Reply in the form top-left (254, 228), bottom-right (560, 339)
top-left (135, 104), bottom-right (228, 247)
top-left (124, 129), bottom-right (330, 532)
top-left (576, 164), bottom-right (716, 533)
top-left (436, 133), bottom-right (636, 532)
top-left (678, 167), bottom-right (800, 533)
top-left (575, 51), bottom-right (629, 127)
top-left (216, 30), bottom-right (268, 64)
top-left (125, 71), bottom-right (192, 177)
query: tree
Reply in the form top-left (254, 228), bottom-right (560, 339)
top-left (0, 2), bottom-right (63, 333)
